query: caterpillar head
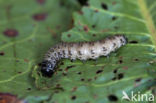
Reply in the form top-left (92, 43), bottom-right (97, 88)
top-left (123, 35), bottom-right (128, 44)
top-left (116, 35), bottom-right (128, 45)
top-left (40, 60), bottom-right (55, 77)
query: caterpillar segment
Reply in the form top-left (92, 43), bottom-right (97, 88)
top-left (40, 35), bottom-right (128, 77)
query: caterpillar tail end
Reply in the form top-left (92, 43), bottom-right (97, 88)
top-left (40, 60), bottom-right (55, 77)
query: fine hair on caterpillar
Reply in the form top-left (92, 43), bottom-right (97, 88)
top-left (40, 34), bottom-right (128, 77)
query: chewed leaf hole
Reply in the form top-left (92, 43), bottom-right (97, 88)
top-left (81, 78), bottom-right (85, 81)
top-left (92, 34), bottom-right (96, 37)
top-left (77, 72), bottom-right (82, 75)
top-left (27, 88), bottom-right (31, 91)
top-left (92, 25), bottom-right (96, 28)
top-left (101, 3), bottom-right (108, 10)
top-left (112, 77), bottom-right (116, 81)
top-left (108, 94), bottom-right (118, 101)
top-left (112, 16), bottom-right (117, 20)
top-left (66, 65), bottom-right (75, 69)
top-left (71, 95), bottom-right (76, 100)
top-left (67, 34), bottom-right (71, 37)
top-left (0, 52), bottom-right (5, 56)
top-left (113, 69), bottom-right (118, 73)
top-left (96, 70), bottom-right (103, 74)
top-left (62, 72), bottom-right (67, 76)
top-left (58, 69), bottom-right (63, 71)
top-left (118, 73), bottom-right (124, 80)
top-left (118, 60), bottom-right (123, 64)
top-left (77, 0), bottom-right (88, 6)
top-left (135, 78), bottom-right (142, 82)
top-left (134, 58), bottom-right (139, 61)
top-left (129, 40), bottom-right (138, 44)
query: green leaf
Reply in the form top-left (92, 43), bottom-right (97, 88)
top-left (0, 0), bottom-right (79, 102)
top-left (41, 0), bottom-right (156, 102)
top-left (0, 0), bottom-right (156, 103)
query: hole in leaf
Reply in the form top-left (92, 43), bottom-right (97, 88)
top-left (96, 70), bottom-right (103, 74)
top-left (135, 78), bottom-right (142, 82)
top-left (77, 72), bottom-right (82, 75)
top-left (54, 87), bottom-right (64, 91)
top-left (58, 69), bottom-right (63, 71)
top-left (113, 69), bottom-right (118, 73)
top-left (81, 78), bottom-right (85, 81)
top-left (77, 0), bottom-right (88, 6)
top-left (108, 94), bottom-right (118, 101)
top-left (92, 25), bottom-right (96, 28)
top-left (134, 58), bottom-right (139, 61)
top-left (118, 60), bottom-right (123, 64)
top-left (17, 72), bottom-right (22, 74)
top-left (112, 77), bottom-right (116, 81)
top-left (62, 72), bottom-right (67, 76)
top-left (112, 16), bottom-right (117, 20)
top-left (0, 52), bottom-right (5, 56)
top-left (118, 73), bottom-right (124, 80)
top-left (101, 3), bottom-right (108, 10)
top-left (67, 34), bottom-right (71, 37)
top-left (60, 62), bottom-right (64, 65)
top-left (66, 65), bottom-right (75, 69)
top-left (92, 34), bottom-right (96, 37)
top-left (129, 40), bottom-right (138, 44)
top-left (71, 95), bottom-right (76, 100)
top-left (27, 88), bottom-right (31, 91)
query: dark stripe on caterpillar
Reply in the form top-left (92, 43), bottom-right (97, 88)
top-left (40, 35), bottom-right (128, 77)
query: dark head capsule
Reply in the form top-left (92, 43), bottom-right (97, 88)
top-left (123, 35), bottom-right (128, 44)
top-left (40, 60), bottom-right (55, 77)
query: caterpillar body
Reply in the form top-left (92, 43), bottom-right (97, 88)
top-left (40, 35), bottom-right (128, 77)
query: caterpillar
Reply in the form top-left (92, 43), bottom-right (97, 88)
top-left (40, 35), bottom-right (128, 77)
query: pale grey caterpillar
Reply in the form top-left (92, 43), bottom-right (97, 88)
top-left (40, 35), bottom-right (128, 77)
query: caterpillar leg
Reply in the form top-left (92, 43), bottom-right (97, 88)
top-left (93, 59), bottom-right (98, 64)
top-left (70, 59), bottom-right (74, 62)
top-left (70, 59), bottom-right (76, 62)
top-left (107, 55), bottom-right (110, 58)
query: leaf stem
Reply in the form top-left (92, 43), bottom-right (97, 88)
top-left (138, 0), bottom-right (156, 47)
